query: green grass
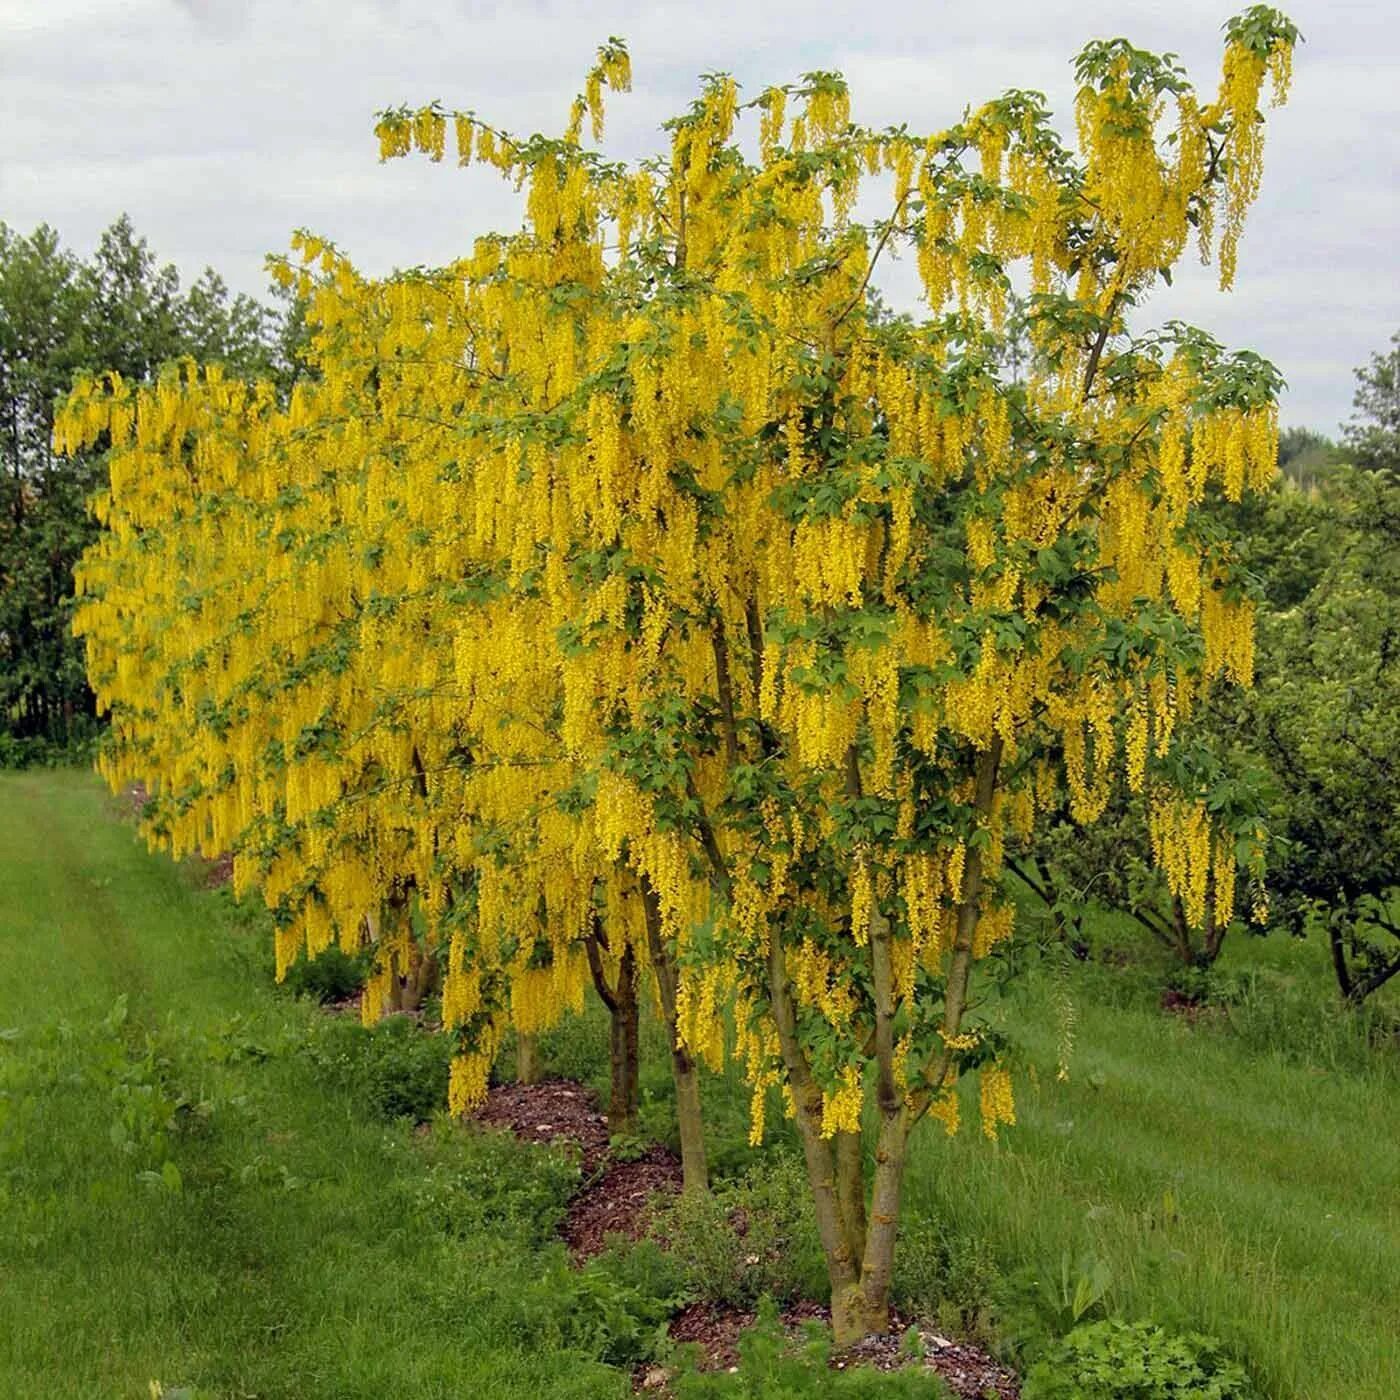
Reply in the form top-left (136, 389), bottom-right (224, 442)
top-left (2, 768), bottom-right (1398, 1398)
top-left (899, 961), bottom-right (1400, 1399)
top-left (0, 769), bottom-right (633, 1399)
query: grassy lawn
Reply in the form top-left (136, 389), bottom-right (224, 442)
top-left (0, 769), bottom-right (628, 1400)
top-left (2, 767), bottom-right (1397, 1398)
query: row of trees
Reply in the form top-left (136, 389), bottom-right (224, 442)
top-left (0, 218), bottom-right (299, 753)
top-left (60, 10), bottom-right (1298, 1341)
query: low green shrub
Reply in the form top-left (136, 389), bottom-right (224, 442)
top-left (280, 945), bottom-right (366, 1004)
top-left (1022, 1319), bottom-right (1259, 1400)
top-left (652, 1154), bottom-right (826, 1308)
top-left (1164, 965), bottom-right (1247, 1009)
top-left (0, 998), bottom-right (214, 1184)
top-left (537, 1001), bottom-right (611, 1086)
top-left (0, 729), bottom-right (98, 770)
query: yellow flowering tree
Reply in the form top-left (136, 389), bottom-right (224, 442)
top-left (66, 4), bottom-right (1298, 1341)
top-left (371, 6), bottom-right (1296, 1336)
top-left (60, 227), bottom-right (662, 1144)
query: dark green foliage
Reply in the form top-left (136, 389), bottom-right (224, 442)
top-left (301, 1012), bottom-right (451, 1122)
top-left (651, 1154), bottom-right (826, 1308)
top-left (1241, 467), bottom-right (1400, 1002)
top-left (1022, 1320), bottom-right (1258, 1400)
top-left (0, 217), bottom-right (298, 755)
top-left (1162, 964), bottom-right (1248, 1009)
top-left (280, 944), bottom-right (366, 1003)
top-left (674, 1300), bottom-right (944, 1398)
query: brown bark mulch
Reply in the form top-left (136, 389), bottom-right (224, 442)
top-left (562, 1144), bottom-right (684, 1260)
top-left (657, 1303), bottom-right (1018, 1397)
top-left (471, 1078), bottom-right (681, 1259)
top-left (472, 1077), bottom-right (612, 1170)
top-left (661, 1299), bottom-right (829, 1372)
top-left (199, 852), bottom-right (235, 889)
top-left (917, 1333), bottom-right (1020, 1398)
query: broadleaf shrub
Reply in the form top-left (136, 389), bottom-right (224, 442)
top-left (281, 945), bottom-right (366, 1004)
top-left (1022, 1319), bottom-right (1259, 1400)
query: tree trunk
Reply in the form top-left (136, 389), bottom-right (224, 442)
top-left (846, 1108), bottom-right (910, 1341)
top-left (585, 919), bottom-right (642, 1138)
top-left (516, 1033), bottom-right (542, 1085)
top-left (1329, 923), bottom-right (1355, 1001)
top-left (608, 945), bottom-right (641, 1137)
top-left (642, 879), bottom-right (708, 1192)
top-left (834, 1131), bottom-right (867, 1268)
top-left (766, 932), bottom-right (865, 1333)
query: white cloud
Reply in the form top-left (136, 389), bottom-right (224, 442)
top-left (1, 0), bottom-right (1395, 431)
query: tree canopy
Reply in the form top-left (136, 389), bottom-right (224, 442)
top-left (60, 6), bottom-right (1299, 1342)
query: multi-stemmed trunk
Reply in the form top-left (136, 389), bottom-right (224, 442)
top-left (767, 932), bottom-right (913, 1343)
top-left (767, 740), bottom-right (1001, 1345)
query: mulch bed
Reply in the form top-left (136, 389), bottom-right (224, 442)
top-left (473, 1078), bottom-right (612, 1169)
top-left (661, 1303), bottom-right (1018, 1397)
top-left (471, 1076), bottom-right (1019, 1396)
top-left (199, 851), bottom-right (234, 889)
top-left (663, 1299), bottom-right (829, 1372)
top-left (921, 1333), bottom-right (1020, 1398)
top-left (471, 1078), bottom-right (681, 1258)
top-left (562, 1145), bottom-right (684, 1259)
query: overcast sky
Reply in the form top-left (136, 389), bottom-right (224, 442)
top-left (3, 0), bottom-right (1396, 432)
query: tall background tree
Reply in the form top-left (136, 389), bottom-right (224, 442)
top-left (1344, 329), bottom-right (1400, 473)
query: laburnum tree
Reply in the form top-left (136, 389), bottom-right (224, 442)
top-left (64, 7), bottom-right (1297, 1342)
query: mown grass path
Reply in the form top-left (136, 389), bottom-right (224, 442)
top-left (0, 770), bottom-right (626, 1400)
top-left (902, 987), bottom-right (1400, 1398)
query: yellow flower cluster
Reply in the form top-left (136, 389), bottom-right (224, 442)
top-left (821, 1064), bottom-right (865, 1138)
top-left (979, 1065), bottom-right (1016, 1142)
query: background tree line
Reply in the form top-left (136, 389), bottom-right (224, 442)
top-left (0, 216), bottom-right (301, 759)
